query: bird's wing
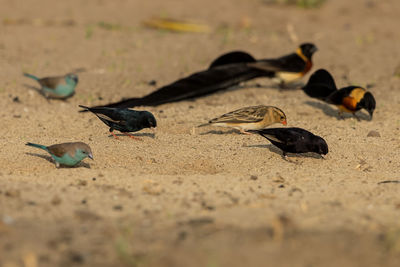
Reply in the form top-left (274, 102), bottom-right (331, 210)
top-left (95, 113), bottom-right (127, 125)
top-left (85, 107), bottom-right (130, 126)
top-left (247, 53), bottom-right (307, 73)
top-left (259, 128), bottom-right (304, 146)
top-left (47, 144), bottom-right (68, 157)
top-left (210, 106), bottom-right (268, 123)
top-left (38, 76), bottom-right (65, 89)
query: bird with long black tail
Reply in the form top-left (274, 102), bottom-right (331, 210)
top-left (83, 43), bottom-right (317, 110)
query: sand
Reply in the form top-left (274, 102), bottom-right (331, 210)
top-left (1, 0), bottom-right (400, 266)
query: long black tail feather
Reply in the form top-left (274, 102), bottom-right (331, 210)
top-left (302, 69), bottom-right (337, 101)
top-left (84, 63), bottom-right (271, 110)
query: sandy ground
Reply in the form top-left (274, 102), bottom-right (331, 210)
top-left (1, 0), bottom-right (400, 266)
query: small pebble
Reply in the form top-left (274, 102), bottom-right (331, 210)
top-left (51, 195), bottom-right (62, 205)
top-left (5, 189), bottom-right (20, 198)
top-left (367, 130), bottom-right (381, 137)
top-left (250, 175), bottom-right (258, 180)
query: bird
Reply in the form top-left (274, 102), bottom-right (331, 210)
top-left (26, 142), bottom-right (93, 168)
top-left (302, 69), bottom-right (376, 120)
top-left (246, 43), bottom-right (318, 86)
top-left (248, 127), bottom-right (328, 158)
top-left (23, 73), bottom-right (78, 99)
top-left (79, 105), bottom-right (157, 140)
top-left (82, 43), bottom-right (317, 110)
top-left (199, 105), bottom-right (287, 134)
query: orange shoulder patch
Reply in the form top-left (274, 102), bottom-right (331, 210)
top-left (342, 97), bottom-right (357, 111)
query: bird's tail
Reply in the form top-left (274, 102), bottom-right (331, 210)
top-left (302, 69), bottom-right (337, 101)
top-left (78, 98), bottom-right (144, 112)
top-left (26, 142), bottom-right (48, 151)
top-left (209, 51), bottom-right (256, 69)
top-left (23, 73), bottom-right (39, 81)
top-left (197, 123), bottom-right (210, 127)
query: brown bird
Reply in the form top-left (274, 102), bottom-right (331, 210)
top-left (199, 105), bottom-right (287, 134)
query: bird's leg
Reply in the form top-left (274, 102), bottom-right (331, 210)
top-left (123, 132), bottom-right (143, 141)
top-left (110, 131), bottom-right (119, 139)
top-left (337, 111), bottom-right (345, 120)
top-left (240, 129), bottom-right (253, 135)
top-left (352, 113), bottom-right (361, 121)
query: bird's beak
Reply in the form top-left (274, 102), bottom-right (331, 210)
top-left (282, 120), bottom-right (287, 126)
top-left (320, 154), bottom-right (325, 159)
top-left (88, 154), bottom-right (94, 160)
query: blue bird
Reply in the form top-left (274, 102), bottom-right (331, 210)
top-left (23, 73), bottom-right (78, 99)
top-left (26, 142), bottom-right (93, 168)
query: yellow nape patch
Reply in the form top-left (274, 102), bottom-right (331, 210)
top-left (349, 87), bottom-right (366, 102)
top-left (296, 47), bottom-right (308, 62)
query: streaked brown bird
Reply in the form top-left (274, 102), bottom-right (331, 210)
top-left (199, 105), bottom-right (287, 134)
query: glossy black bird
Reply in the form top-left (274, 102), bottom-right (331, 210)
top-left (302, 69), bottom-right (376, 120)
top-left (79, 105), bottom-right (157, 140)
top-left (83, 43), bottom-right (317, 110)
top-left (248, 127), bottom-right (328, 158)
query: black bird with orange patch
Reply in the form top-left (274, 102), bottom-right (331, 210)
top-left (302, 69), bottom-right (376, 120)
top-left (84, 43), bottom-right (317, 110)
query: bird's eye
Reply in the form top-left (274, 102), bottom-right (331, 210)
top-left (281, 116), bottom-right (284, 120)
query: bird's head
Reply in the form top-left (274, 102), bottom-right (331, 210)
top-left (298, 43), bottom-right (318, 60)
top-left (75, 143), bottom-right (93, 160)
top-left (141, 111), bottom-right (157, 129)
top-left (65, 73), bottom-right (79, 85)
top-left (272, 107), bottom-right (287, 126)
top-left (359, 92), bottom-right (376, 119)
top-left (313, 136), bottom-right (329, 156)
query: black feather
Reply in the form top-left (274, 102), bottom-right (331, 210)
top-left (302, 69), bottom-right (337, 101)
top-left (208, 51), bottom-right (256, 69)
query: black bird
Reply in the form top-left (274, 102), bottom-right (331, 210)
top-left (79, 105), bottom-right (157, 140)
top-left (248, 127), bottom-right (328, 158)
top-left (302, 69), bottom-right (376, 120)
top-left (84, 43), bottom-right (317, 110)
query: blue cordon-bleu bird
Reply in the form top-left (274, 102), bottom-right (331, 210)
top-left (23, 72), bottom-right (78, 99)
top-left (26, 142), bottom-right (93, 168)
